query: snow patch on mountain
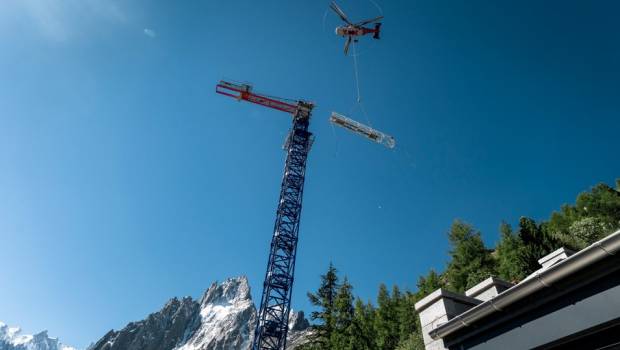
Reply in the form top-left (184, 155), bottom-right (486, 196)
top-left (175, 276), bottom-right (255, 350)
top-left (0, 322), bottom-right (75, 350)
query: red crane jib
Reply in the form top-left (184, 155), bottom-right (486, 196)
top-left (216, 81), bottom-right (299, 115)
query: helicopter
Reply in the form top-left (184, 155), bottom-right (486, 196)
top-left (330, 1), bottom-right (383, 55)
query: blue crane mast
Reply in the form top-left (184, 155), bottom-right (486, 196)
top-left (216, 81), bottom-right (314, 350)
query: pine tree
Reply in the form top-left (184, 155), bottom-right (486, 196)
top-left (351, 299), bottom-right (377, 350)
top-left (415, 269), bottom-right (444, 299)
top-left (395, 292), bottom-right (417, 346)
top-left (331, 277), bottom-right (355, 350)
top-left (306, 263), bottom-right (340, 349)
top-left (517, 217), bottom-right (559, 275)
top-left (374, 284), bottom-right (400, 350)
top-left (495, 222), bottom-right (526, 282)
top-left (445, 220), bottom-right (496, 292)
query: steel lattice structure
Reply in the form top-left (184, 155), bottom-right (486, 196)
top-left (216, 81), bottom-right (314, 350)
top-left (253, 114), bottom-right (312, 350)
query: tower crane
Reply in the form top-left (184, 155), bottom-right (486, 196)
top-left (216, 80), bottom-right (314, 350)
top-left (216, 79), bottom-right (395, 350)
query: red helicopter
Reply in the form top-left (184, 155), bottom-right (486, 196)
top-left (330, 1), bottom-right (383, 55)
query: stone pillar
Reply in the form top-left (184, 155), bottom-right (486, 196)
top-left (465, 276), bottom-right (514, 302)
top-left (414, 289), bottom-right (481, 350)
top-left (538, 247), bottom-right (575, 269)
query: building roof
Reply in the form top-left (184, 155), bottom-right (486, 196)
top-left (429, 229), bottom-right (620, 340)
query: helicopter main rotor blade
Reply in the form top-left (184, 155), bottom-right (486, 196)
top-left (330, 1), bottom-right (353, 25)
top-left (355, 15), bottom-right (384, 26)
top-left (344, 36), bottom-right (352, 55)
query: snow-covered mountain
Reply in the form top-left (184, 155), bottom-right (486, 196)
top-left (89, 276), bottom-right (310, 350)
top-left (0, 322), bottom-right (75, 350)
top-left (175, 276), bottom-right (255, 350)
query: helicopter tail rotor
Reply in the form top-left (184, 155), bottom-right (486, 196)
top-left (373, 23), bottom-right (381, 39)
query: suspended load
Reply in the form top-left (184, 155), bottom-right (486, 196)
top-left (330, 112), bottom-right (395, 149)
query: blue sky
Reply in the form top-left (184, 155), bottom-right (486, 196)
top-left (1, 0), bottom-right (619, 347)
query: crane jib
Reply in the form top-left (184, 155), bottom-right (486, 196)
top-left (216, 82), bottom-right (300, 115)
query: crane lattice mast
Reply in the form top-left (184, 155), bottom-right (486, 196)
top-left (216, 80), bottom-right (314, 350)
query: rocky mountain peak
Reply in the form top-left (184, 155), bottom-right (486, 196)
top-left (179, 277), bottom-right (255, 350)
top-left (89, 277), bottom-right (260, 350)
top-left (90, 293), bottom-right (200, 350)
top-left (288, 310), bottom-right (310, 332)
top-left (200, 276), bottom-right (251, 308)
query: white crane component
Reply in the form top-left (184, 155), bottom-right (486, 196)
top-left (330, 112), bottom-right (395, 149)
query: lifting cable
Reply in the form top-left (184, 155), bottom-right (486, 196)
top-left (351, 41), bottom-right (373, 127)
top-left (352, 40), bottom-right (362, 104)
